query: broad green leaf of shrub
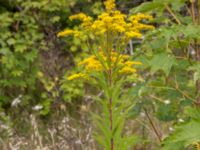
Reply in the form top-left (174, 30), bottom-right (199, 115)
top-left (155, 0), bottom-right (185, 11)
top-left (150, 53), bottom-right (176, 76)
top-left (131, 1), bottom-right (164, 13)
top-left (182, 24), bottom-right (200, 39)
top-left (163, 107), bottom-right (200, 150)
top-left (131, 0), bottom-right (185, 14)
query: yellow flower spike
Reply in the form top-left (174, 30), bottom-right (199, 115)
top-left (70, 13), bottom-right (93, 29)
top-left (74, 31), bottom-right (80, 37)
top-left (58, 0), bottom-right (154, 40)
top-left (124, 61), bottom-right (134, 66)
top-left (57, 0), bottom-right (151, 79)
top-left (104, 0), bottom-right (116, 12)
top-left (67, 73), bottom-right (89, 81)
top-left (113, 25), bottom-right (125, 33)
top-left (121, 54), bottom-right (130, 59)
top-left (57, 29), bottom-right (80, 37)
top-left (129, 13), bottom-right (153, 21)
top-left (69, 13), bottom-right (88, 21)
top-left (135, 24), bottom-right (155, 30)
top-left (125, 31), bottom-right (142, 39)
top-left (78, 55), bottom-right (103, 72)
top-left (78, 55), bottom-right (96, 66)
top-left (119, 66), bottom-right (137, 74)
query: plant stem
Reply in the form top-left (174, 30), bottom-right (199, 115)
top-left (191, 0), bottom-right (196, 23)
top-left (143, 108), bottom-right (162, 143)
top-left (194, 0), bottom-right (200, 104)
top-left (109, 97), bottom-right (114, 150)
top-left (108, 68), bottom-right (114, 150)
top-left (198, 0), bottom-right (200, 24)
top-left (165, 4), bottom-right (181, 25)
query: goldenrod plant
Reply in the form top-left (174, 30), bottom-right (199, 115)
top-left (58, 0), bottom-right (153, 149)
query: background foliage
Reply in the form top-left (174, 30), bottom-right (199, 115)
top-left (0, 0), bottom-right (200, 150)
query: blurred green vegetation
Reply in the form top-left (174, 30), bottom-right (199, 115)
top-left (0, 0), bottom-right (200, 150)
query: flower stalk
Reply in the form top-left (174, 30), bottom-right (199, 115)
top-left (108, 68), bottom-right (114, 150)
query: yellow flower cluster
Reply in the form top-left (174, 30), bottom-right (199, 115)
top-left (67, 73), bottom-right (89, 81)
top-left (119, 67), bottom-right (136, 74)
top-left (91, 11), bottom-right (127, 35)
top-left (78, 55), bottom-right (103, 71)
top-left (119, 61), bottom-right (142, 74)
top-left (129, 13), bottom-right (153, 21)
top-left (57, 0), bottom-right (154, 41)
top-left (59, 0), bottom-right (150, 81)
top-left (69, 13), bottom-right (93, 29)
top-left (67, 51), bottom-right (141, 80)
top-left (57, 29), bottom-right (80, 37)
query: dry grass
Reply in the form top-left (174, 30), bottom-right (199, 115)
top-left (0, 110), bottom-right (96, 150)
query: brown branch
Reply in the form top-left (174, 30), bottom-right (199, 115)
top-left (165, 4), bottom-right (181, 25)
top-left (191, 0), bottom-right (196, 23)
top-left (198, 0), bottom-right (200, 24)
top-left (143, 108), bottom-right (162, 143)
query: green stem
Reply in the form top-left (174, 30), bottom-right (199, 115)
top-left (108, 69), bottom-right (114, 150)
top-left (109, 97), bottom-right (114, 150)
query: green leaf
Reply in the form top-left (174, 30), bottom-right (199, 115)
top-left (11, 70), bottom-right (23, 77)
top-left (185, 107), bottom-right (200, 120)
top-left (7, 38), bottom-right (16, 45)
top-left (163, 120), bottom-right (200, 149)
top-left (131, 1), bottom-right (164, 13)
top-left (155, 0), bottom-right (185, 11)
top-left (24, 50), bottom-right (38, 62)
top-left (150, 53), bottom-right (176, 76)
top-left (15, 44), bottom-right (27, 53)
top-left (51, 16), bottom-right (60, 23)
top-left (121, 135), bottom-right (140, 150)
top-left (131, 0), bottom-right (185, 14)
top-left (182, 24), bottom-right (200, 39)
top-left (163, 108), bottom-right (200, 150)
top-left (156, 104), bottom-right (178, 121)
